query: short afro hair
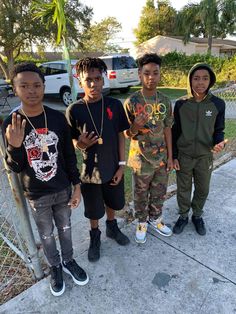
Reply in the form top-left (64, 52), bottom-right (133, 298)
top-left (137, 53), bottom-right (162, 69)
top-left (10, 62), bottom-right (45, 86)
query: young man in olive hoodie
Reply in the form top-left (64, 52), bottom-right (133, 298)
top-left (172, 63), bottom-right (226, 235)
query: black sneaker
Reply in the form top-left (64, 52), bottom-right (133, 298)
top-left (192, 216), bottom-right (206, 235)
top-left (106, 219), bottom-right (130, 245)
top-left (62, 259), bottom-right (89, 285)
top-left (50, 264), bottom-right (65, 297)
top-left (88, 229), bottom-right (101, 262)
top-left (173, 216), bottom-right (188, 234)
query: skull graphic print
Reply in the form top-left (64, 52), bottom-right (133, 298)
top-left (24, 129), bottom-right (58, 182)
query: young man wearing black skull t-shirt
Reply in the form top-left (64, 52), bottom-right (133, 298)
top-left (3, 62), bottom-right (89, 297)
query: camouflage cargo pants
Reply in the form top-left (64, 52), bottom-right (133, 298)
top-left (133, 163), bottom-right (168, 222)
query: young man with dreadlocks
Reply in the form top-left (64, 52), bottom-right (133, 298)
top-left (66, 57), bottom-right (130, 262)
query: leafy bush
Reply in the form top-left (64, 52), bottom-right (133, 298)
top-left (159, 52), bottom-right (235, 87)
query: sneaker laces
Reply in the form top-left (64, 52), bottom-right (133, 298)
top-left (137, 223), bottom-right (147, 232)
top-left (65, 260), bottom-right (83, 275)
top-left (150, 218), bottom-right (165, 228)
top-left (108, 221), bottom-right (122, 235)
top-left (51, 265), bottom-right (62, 282)
top-left (197, 218), bottom-right (205, 226)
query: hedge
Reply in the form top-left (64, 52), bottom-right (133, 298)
top-left (160, 52), bottom-right (236, 87)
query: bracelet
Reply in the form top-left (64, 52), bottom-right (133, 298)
top-left (118, 161), bottom-right (126, 166)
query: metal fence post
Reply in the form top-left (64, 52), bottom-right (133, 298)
top-left (0, 132), bottom-right (44, 280)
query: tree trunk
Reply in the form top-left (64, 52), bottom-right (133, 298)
top-left (207, 33), bottom-right (212, 54)
top-left (5, 50), bottom-right (15, 80)
top-left (0, 56), bottom-right (9, 80)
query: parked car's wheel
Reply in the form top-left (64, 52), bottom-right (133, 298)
top-left (61, 87), bottom-right (73, 106)
top-left (120, 87), bottom-right (130, 94)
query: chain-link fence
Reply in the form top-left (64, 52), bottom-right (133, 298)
top-left (212, 84), bottom-right (236, 119)
top-left (0, 133), bottom-right (43, 305)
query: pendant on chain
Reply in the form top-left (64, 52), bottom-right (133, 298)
top-left (97, 137), bottom-right (103, 145)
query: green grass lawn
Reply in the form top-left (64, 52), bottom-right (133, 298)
top-left (225, 119), bottom-right (236, 139)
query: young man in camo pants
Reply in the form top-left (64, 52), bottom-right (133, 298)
top-left (124, 53), bottom-right (173, 244)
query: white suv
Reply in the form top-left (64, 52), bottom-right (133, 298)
top-left (39, 60), bottom-right (110, 106)
top-left (100, 55), bottom-right (140, 93)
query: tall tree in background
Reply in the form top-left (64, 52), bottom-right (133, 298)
top-left (0, 0), bottom-right (92, 80)
top-left (177, 0), bottom-right (236, 53)
top-left (134, 0), bottom-right (158, 45)
top-left (0, 0), bottom-right (49, 79)
top-left (134, 0), bottom-right (177, 46)
top-left (81, 17), bottom-right (122, 53)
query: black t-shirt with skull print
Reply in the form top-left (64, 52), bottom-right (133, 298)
top-left (3, 106), bottom-right (81, 200)
top-left (66, 96), bottom-right (130, 184)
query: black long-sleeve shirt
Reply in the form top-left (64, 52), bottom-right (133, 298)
top-left (3, 106), bottom-right (80, 199)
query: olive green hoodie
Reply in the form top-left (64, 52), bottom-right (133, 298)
top-left (172, 63), bottom-right (225, 159)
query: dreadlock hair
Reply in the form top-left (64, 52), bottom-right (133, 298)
top-left (137, 53), bottom-right (162, 69)
top-left (75, 57), bottom-right (107, 77)
top-left (10, 62), bottom-right (45, 86)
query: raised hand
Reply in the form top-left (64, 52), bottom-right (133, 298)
top-left (5, 113), bottom-right (26, 148)
top-left (78, 131), bottom-right (98, 149)
top-left (132, 112), bottom-right (149, 133)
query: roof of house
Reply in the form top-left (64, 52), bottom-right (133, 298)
top-left (169, 36), bottom-right (236, 47)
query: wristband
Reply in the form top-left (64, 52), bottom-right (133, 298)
top-left (118, 161), bottom-right (126, 166)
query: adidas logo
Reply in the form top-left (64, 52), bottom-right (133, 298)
top-left (205, 110), bottom-right (212, 117)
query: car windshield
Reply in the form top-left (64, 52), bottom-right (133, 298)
top-left (113, 57), bottom-right (137, 70)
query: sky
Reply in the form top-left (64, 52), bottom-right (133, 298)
top-left (82, 0), bottom-right (201, 49)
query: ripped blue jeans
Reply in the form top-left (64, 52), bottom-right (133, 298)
top-left (28, 187), bottom-right (73, 266)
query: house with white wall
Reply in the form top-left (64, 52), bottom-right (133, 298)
top-left (131, 35), bottom-right (236, 59)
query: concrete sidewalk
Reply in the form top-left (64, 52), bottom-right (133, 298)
top-left (1, 159), bottom-right (236, 314)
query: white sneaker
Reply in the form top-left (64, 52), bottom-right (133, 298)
top-left (135, 222), bottom-right (147, 244)
top-left (148, 217), bottom-right (173, 237)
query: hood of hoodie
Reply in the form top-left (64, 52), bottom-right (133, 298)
top-left (187, 63), bottom-right (216, 97)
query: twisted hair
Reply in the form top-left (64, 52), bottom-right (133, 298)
top-left (75, 57), bottom-right (107, 76)
top-left (137, 53), bottom-right (162, 69)
top-left (10, 62), bottom-right (45, 85)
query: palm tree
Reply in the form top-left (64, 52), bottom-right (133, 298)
top-left (176, 0), bottom-right (236, 54)
top-left (32, 0), bottom-right (76, 101)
